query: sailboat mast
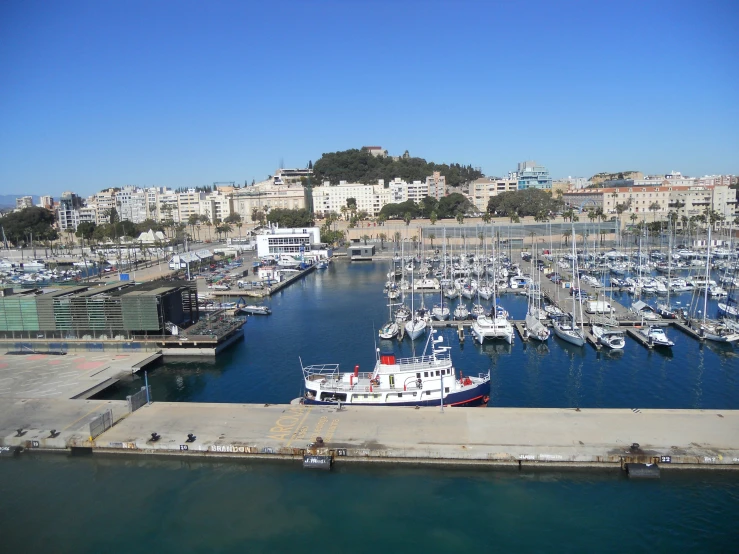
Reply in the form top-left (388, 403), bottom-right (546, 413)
top-left (703, 224), bottom-right (711, 323)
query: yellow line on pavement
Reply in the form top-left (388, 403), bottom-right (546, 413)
top-left (285, 406), bottom-right (312, 447)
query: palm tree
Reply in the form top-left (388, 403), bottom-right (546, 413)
top-left (378, 232), bottom-right (387, 250)
top-left (403, 212), bottom-right (412, 226)
top-left (481, 212), bottom-right (492, 224)
top-left (649, 202), bottom-right (661, 222)
top-left (200, 215), bottom-right (212, 241)
top-left (187, 214), bottom-right (199, 240)
top-left (429, 211), bottom-right (438, 225)
top-left (428, 233), bottom-right (435, 250)
top-left (361, 234), bottom-right (369, 245)
top-left (456, 213), bottom-right (465, 225)
top-left (630, 213), bottom-right (638, 225)
top-left (393, 231), bottom-right (401, 244)
top-left (562, 229), bottom-right (572, 247)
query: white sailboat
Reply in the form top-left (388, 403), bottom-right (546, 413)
top-left (551, 223), bottom-right (585, 346)
top-left (525, 249), bottom-right (550, 341)
top-left (378, 288), bottom-right (399, 340)
top-left (472, 232), bottom-right (514, 345)
top-left (689, 225), bottom-right (739, 343)
top-left (432, 231), bottom-right (451, 321)
top-left (405, 268), bottom-right (427, 340)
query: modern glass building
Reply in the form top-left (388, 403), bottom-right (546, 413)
top-left (517, 161), bottom-right (552, 190)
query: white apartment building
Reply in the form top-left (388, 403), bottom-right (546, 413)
top-left (311, 182), bottom-right (391, 217)
top-left (158, 191), bottom-right (180, 223)
top-left (116, 186), bottom-right (148, 224)
top-left (92, 190), bottom-right (117, 224)
top-left (200, 191), bottom-right (233, 223)
top-left (469, 177), bottom-right (518, 212)
top-left (386, 177), bottom-right (428, 204)
top-left (56, 191), bottom-right (84, 230)
top-left (78, 206), bottom-right (97, 226)
top-left (178, 189), bottom-right (204, 223)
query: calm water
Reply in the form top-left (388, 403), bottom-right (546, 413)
top-left (6, 260), bottom-right (737, 551)
top-left (1, 454), bottom-right (737, 553)
top-left (102, 260), bottom-right (738, 410)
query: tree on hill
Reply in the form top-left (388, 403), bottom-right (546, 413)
top-left (0, 207), bottom-right (58, 246)
top-left (437, 192), bottom-right (474, 219)
top-left (311, 148), bottom-right (482, 188)
top-left (486, 189), bottom-right (562, 218)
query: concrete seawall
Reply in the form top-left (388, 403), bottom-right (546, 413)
top-left (3, 401), bottom-right (738, 470)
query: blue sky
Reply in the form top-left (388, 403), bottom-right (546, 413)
top-left (1, 0), bottom-right (737, 197)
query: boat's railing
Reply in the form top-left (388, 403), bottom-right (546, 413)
top-left (302, 364), bottom-right (341, 379)
top-left (393, 353), bottom-right (450, 370)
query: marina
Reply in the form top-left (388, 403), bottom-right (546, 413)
top-left (1, 254), bottom-right (737, 472)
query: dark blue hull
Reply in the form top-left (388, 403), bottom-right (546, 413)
top-left (303, 380), bottom-right (490, 407)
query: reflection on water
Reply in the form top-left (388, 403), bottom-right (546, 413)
top-left (476, 340), bottom-right (513, 358)
top-left (2, 454), bottom-right (738, 553)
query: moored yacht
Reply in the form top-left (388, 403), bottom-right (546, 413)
top-left (301, 330), bottom-right (491, 406)
top-left (592, 324), bottom-right (625, 349)
top-left (471, 314), bottom-right (514, 345)
top-left (636, 325), bottom-right (674, 347)
top-left (551, 314), bottom-right (585, 346)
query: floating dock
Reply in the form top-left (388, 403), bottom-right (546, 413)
top-left (3, 401), bottom-right (737, 470)
top-left (514, 321), bottom-right (528, 342)
top-left (673, 321), bottom-right (705, 341)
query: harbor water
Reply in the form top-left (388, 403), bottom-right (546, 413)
top-left (3, 260), bottom-right (737, 551)
top-left (102, 259), bottom-right (738, 410)
top-left (1, 454), bottom-right (738, 553)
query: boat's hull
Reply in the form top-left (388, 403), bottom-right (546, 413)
top-left (303, 380), bottom-right (490, 407)
top-left (551, 323), bottom-right (585, 346)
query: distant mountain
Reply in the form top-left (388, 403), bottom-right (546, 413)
top-left (0, 195), bottom-right (41, 209)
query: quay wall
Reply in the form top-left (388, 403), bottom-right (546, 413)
top-left (4, 402), bottom-right (738, 471)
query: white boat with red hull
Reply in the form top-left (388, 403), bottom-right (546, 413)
top-left (301, 330), bottom-right (490, 407)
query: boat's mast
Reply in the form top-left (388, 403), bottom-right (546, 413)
top-left (703, 224), bottom-right (711, 324)
top-left (571, 220), bottom-right (577, 325)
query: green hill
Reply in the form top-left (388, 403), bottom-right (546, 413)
top-left (311, 148), bottom-right (482, 187)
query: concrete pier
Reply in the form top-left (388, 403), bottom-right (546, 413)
top-left (3, 400), bottom-right (737, 469)
top-left (0, 351), bottom-right (160, 400)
